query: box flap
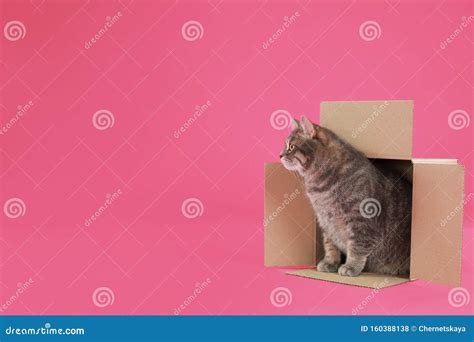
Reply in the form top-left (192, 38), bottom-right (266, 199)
top-left (320, 100), bottom-right (413, 160)
top-left (411, 158), bottom-right (458, 164)
top-left (264, 163), bottom-right (319, 267)
top-left (287, 269), bottom-right (409, 289)
top-left (410, 160), bottom-right (464, 287)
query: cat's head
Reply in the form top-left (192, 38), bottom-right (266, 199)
top-left (280, 116), bottom-right (327, 172)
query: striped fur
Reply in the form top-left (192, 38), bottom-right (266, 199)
top-left (280, 117), bottom-right (412, 276)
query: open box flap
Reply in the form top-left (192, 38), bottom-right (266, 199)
top-left (410, 160), bottom-right (464, 287)
top-left (264, 163), bottom-right (320, 267)
top-left (287, 269), bottom-right (409, 289)
top-left (320, 101), bottom-right (413, 160)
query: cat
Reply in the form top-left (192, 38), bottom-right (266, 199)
top-left (280, 116), bottom-right (412, 277)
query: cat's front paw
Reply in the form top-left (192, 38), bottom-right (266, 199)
top-left (317, 260), bottom-right (339, 273)
top-left (338, 264), bottom-right (362, 277)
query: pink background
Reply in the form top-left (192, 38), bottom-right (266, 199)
top-left (1, 0), bottom-right (473, 315)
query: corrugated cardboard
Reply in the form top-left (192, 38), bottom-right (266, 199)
top-left (410, 161), bottom-right (464, 287)
top-left (320, 100), bottom-right (413, 160)
top-left (286, 269), bottom-right (409, 289)
top-left (264, 100), bottom-right (465, 288)
top-left (264, 163), bottom-right (323, 267)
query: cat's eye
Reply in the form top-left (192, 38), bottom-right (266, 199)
top-left (288, 143), bottom-right (295, 152)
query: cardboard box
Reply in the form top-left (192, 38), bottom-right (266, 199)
top-left (264, 100), bottom-right (465, 288)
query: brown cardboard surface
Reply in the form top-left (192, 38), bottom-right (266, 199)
top-left (320, 100), bottom-right (413, 160)
top-left (411, 158), bottom-right (458, 164)
top-left (264, 163), bottom-right (320, 267)
top-left (410, 161), bottom-right (464, 287)
top-left (287, 269), bottom-right (409, 289)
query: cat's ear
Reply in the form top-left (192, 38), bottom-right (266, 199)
top-left (300, 116), bottom-right (316, 138)
top-left (291, 118), bottom-right (300, 131)
top-left (312, 123), bottom-right (329, 145)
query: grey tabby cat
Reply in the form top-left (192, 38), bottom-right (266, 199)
top-left (280, 116), bottom-right (411, 277)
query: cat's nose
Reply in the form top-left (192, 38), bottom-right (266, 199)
top-left (279, 153), bottom-right (283, 158)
